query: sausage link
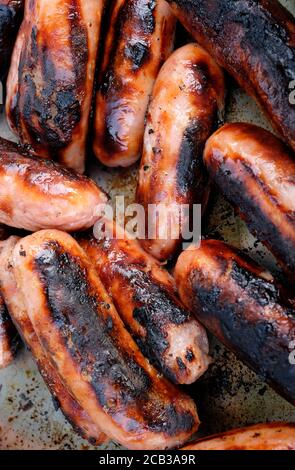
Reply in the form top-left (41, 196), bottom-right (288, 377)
top-left (182, 423), bottom-right (295, 450)
top-left (204, 123), bottom-right (295, 282)
top-left (0, 1), bottom-right (24, 81)
top-left (137, 43), bottom-right (225, 261)
top-left (6, 0), bottom-right (105, 173)
top-left (0, 290), bottom-right (18, 369)
top-left (0, 137), bottom-right (107, 232)
top-left (93, 0), bottom-right (176, 167)
top-left (13, 230), bottom-right (199, 450)
top-left (80, 221), bottom-right (211, 385)
top-left (175, 240), bottom-right (295, 406)
top-left (0, 236), bottom-right (107, 445)
top-left (166, 0), bottom-right (295, 151)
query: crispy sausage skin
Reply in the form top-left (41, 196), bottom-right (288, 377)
top-left (0, 290), bottom-right (18, 369)
top-left (6, 0), bottom-right (105, 173)
top-left (0, 1), bottom-right (24, 81)
top-left (93, 0), bottom-right (176, 167)
top-left (0, 137), bottom-right (107, 232)
top-left (204, 123), bottom-right (295, 282)
top-left (175, 240), bottom-right (295, 406)
top-left (182, 423), bottom-right (295, 450)
top-left (80, 221), bottom-right (211, 385)
top-left (166, 0), bottom-right (295, 151)
top-left (0, 236), bottom-right (107, 445)
top-left (137, 43), bottom-right (225, 261)
top-left (13, 230), bottom-right (199, 450)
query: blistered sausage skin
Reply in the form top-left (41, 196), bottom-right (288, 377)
top-left (175, 240), bottom-right (295, 406)
top-left (13, 230), bottom-right (199, 450)
top-left (0, 137), bottom-right (107, 232)
top-left (80, 221), bottom-right (211, 385)
top-left (0, 290), bottom-right (18, 369)
top-left (166, 0), bottom-right (295, 151)
top-left (137, 43), bottom-right (225, 261)
top-left (6, 0), bottom-right (105, 173)
top-left (182, 423), bottom-right (295, 450)
top-left (0, 236), bottom-right (107, 445)
top-left (93, 0), bottom-right (176, 167)
top-left (204, 123), bottom-right (295, 282)
top-left (0, 1), bottom-right (24, 81)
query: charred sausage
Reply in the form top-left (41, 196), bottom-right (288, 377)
top-left (0, 137), bottom-right (107, 232)
top-left (6, 0), bottom-right (105, 173)
top-left (12, 230), bottom-right (199, 450)
top-left (175, 240), bottom-right (295, 406)
top-left (80, 221), bottom-right (211, 385)
top-left (182, 423), bottom-right (295, 450)
top-left (0, 290), bottom-right (18, 369)
top-left (0, 1), bottom-right (24, 81)
top-left (93, 0), bottom-right (176, 167)
top-left (137, 43), bottom-right (225, 261)
top-left (0, 236), bottom-right (107, 445)
top-left (166, 0), bottom-right (295, 151)
top-left (204, 123), bottom-right (295, 282)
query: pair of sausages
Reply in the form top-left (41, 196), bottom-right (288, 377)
top-left (0, 136), bottom-right (107, 232)
top-left (136, 43), bottom-right (225, 261)
top-left (6, 0), bottom-right (105, 173)
top-left (79, 220), bottom-right (211, 385)
top-left (1, 230), bottom-right (199, 450)
top-left (175, 239), bottom-right (295, 406)
top-left (166, 0), bottom-right (295, 152)
top-left (93, 0), bottom-right (176, 167)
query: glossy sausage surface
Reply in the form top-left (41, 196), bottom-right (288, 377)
top-left (6, 0), bottom-right (104, 173)
top-left (13, 230), bottom-right (199, 450)
top-left (0, 236), bottom-right (107, 445)
top-left (166, 0), bottom-right (295, 151)
top-left (137, 43), bottom-right (225, 261)
top-left (0, 0), bottom-right (24, 80)
top-left (182, 423), bottom-right (295, 450)
top-left (0, 289), bottom-right (18, 369)
top-left (175, 240), bottom-right (295, 406)
top-left (93, 0), bottom-right (176, 167)
top-left (80, 221), bottom-right (211, 385)
top-left (0, 137), bottom-right (107, 232)
top-left (204, 123), bottom-right (295, 282)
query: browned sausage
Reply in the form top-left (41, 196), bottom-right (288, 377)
top-left (137, 43), bottom-right (225, 261)
top-left (12, 230), bottom-right (199, 450)
top-left (6, 0), bottom-right (105, 172)
top-left (204, 123), bottom-right (295, 283)
top-left (166, 0), bottom-right (295, 151)
top-left (79, 221), bottom-right (211, 385)
top-left (93, 0), bottom-right (176, 167)
top-left (0, 236), bottom-right (107, 445)
top-left (175, 240), bottom-right (295, 406)
top-left (0, 137), bottom-right (107, 232)
top-left (182, 423), bottom-right (295, 450)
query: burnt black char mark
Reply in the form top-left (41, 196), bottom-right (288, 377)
top-left (34, 242), bottom-right (194, 436)
top-left (0, 0), bottom-right (24, 81)
top-left (190, 262), bottom-right (295, 405)
top-left (0, 294), bottom-right (19, 357)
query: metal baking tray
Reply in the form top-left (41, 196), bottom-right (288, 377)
top-left (0, 0), bottom-right (294, 450)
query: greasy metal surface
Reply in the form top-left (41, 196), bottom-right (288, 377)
top-left (0, 0), bottom-right (295, 450)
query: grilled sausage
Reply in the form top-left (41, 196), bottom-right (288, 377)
top-left (137, 43), bottom-right (225, 261)
top-left (166, 0), bottom-right (295, 151)
top-left (0, 290), bottom-right (18, 369)
top-left (0, 1), bottom-right (24, 81)
top-left (79, 221), bottom-right (211, 385)
top-left (0, 236), bottom-right (107, 445)
top-left (0, 137), bottom-right (107, 232)
top-left (182, 423), bottom-right (295, 450)
top-left (204, 123), bottom-right (295, 283)
top-left (13, 230), bottom-right (199, 450)
top-left (175, 240), bottom-right (295, 406)
top-left (6, 0), bottom-right (105, 173)
top-left (93, 0), bottom-right (176, 167)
